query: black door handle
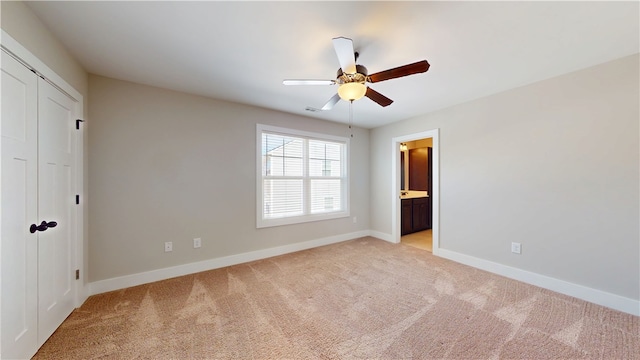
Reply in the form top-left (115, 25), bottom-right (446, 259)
top-left (29, 220), bottom-right (57, 234)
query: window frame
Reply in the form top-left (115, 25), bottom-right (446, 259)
top-left (256, 124), bottom-right (350, 228)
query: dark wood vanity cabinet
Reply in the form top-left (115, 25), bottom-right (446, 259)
top-left (401, 197), bottom-right (431, 235)
top-left (412, 197), bottom-right (429, 231)
top-left (401, 199), bottom-right (413, 235)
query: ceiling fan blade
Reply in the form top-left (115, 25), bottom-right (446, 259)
top-left (283, 79), bottom-right (336, 85)
top-left (332, 37), bottom-right (357, 74)
top-left (321, 93), bottom-right (341, 111)
top-left (365, 87), bottom-right (393, 107)
top-left (368, 60), bottom-right (430, 83)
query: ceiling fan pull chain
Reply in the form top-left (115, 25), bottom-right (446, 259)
top-left (349, 100), bottom-right (354, 138)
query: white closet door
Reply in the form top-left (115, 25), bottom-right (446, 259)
top-left (36, 77), bottom-right (77, 344)
top-left (1, 52), bottom-right (39, 359)
top-left (1, 51), bottom-right (78, 359)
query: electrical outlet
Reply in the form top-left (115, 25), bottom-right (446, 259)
top-left (193, 237), bottom-right (202, 249)
top-left (353, 216), bottom-right (357, 224)
top-left (164, 241), bottom-right (173, 252)
top-left (511, 242), bottom-right (521, 254)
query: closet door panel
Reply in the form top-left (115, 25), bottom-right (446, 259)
top-left (37, 78), bottom-right (76, 345)
top-left (1, 51), bottom-right (39, 360)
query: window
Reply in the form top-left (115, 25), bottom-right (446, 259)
top-left (257, 124), bottom-right (349, 228)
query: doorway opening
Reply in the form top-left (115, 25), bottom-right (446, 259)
top-left (391, 129), bottom-right (439, 255)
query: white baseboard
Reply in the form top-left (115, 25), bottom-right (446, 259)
top-left (88, 230), bottom-right (370, 296)
top-left (437, 248), bottom-right (640, 316)
top-left (369, 230), bottom-right (394, 243)
top-left (87, 230), bottom-right (638, 316)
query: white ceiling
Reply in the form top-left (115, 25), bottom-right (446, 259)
top-left (26, 1), bottom-right (639, 129)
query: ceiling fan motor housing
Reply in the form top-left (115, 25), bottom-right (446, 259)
top-left (336, 64), bottom-right (368, 84)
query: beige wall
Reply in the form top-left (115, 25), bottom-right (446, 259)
top-left (1, 1), bottom-right (88, 105)
top-left (88, 75), bottom-right (370, 281)
top-left (371, 54), bottom-right (640, 300)
top-left (4, 0), bottom-right (638, 306)
top-left (1, 1), bottom-right (91, 282)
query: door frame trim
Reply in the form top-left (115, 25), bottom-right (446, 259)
top-left (1, 30), bottom-right (86, 306)
top-left (391, 129), bottom-right (439, 254)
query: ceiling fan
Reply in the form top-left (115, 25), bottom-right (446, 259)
top-left (283, 37), bottom-right (430, 111)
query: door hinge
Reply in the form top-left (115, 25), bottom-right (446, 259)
top-left (75, 269), bottom-right (80, 280)
top-left (76, 194), bottom-right (80, 205)
top-left (76, 119), bottom-right (84, 130)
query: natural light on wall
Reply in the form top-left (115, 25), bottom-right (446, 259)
top-left (256, 124), bottom-right (349, 228)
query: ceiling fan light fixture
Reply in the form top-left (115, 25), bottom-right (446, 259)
top-left (338, 82), bottom-right (367, 101)
top-left (283, 37), bottom-right (429, 110)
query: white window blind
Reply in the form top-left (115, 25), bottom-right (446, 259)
top-left (257, 124), bottom-right (349, 228)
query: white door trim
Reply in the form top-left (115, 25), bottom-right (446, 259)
top-left (391, 129), bottom-right (439, 254)
top-left (1, 30), bottom-right (86, 306)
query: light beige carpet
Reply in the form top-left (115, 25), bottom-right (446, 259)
top-left (35, 237), bottom-right (638, 359)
